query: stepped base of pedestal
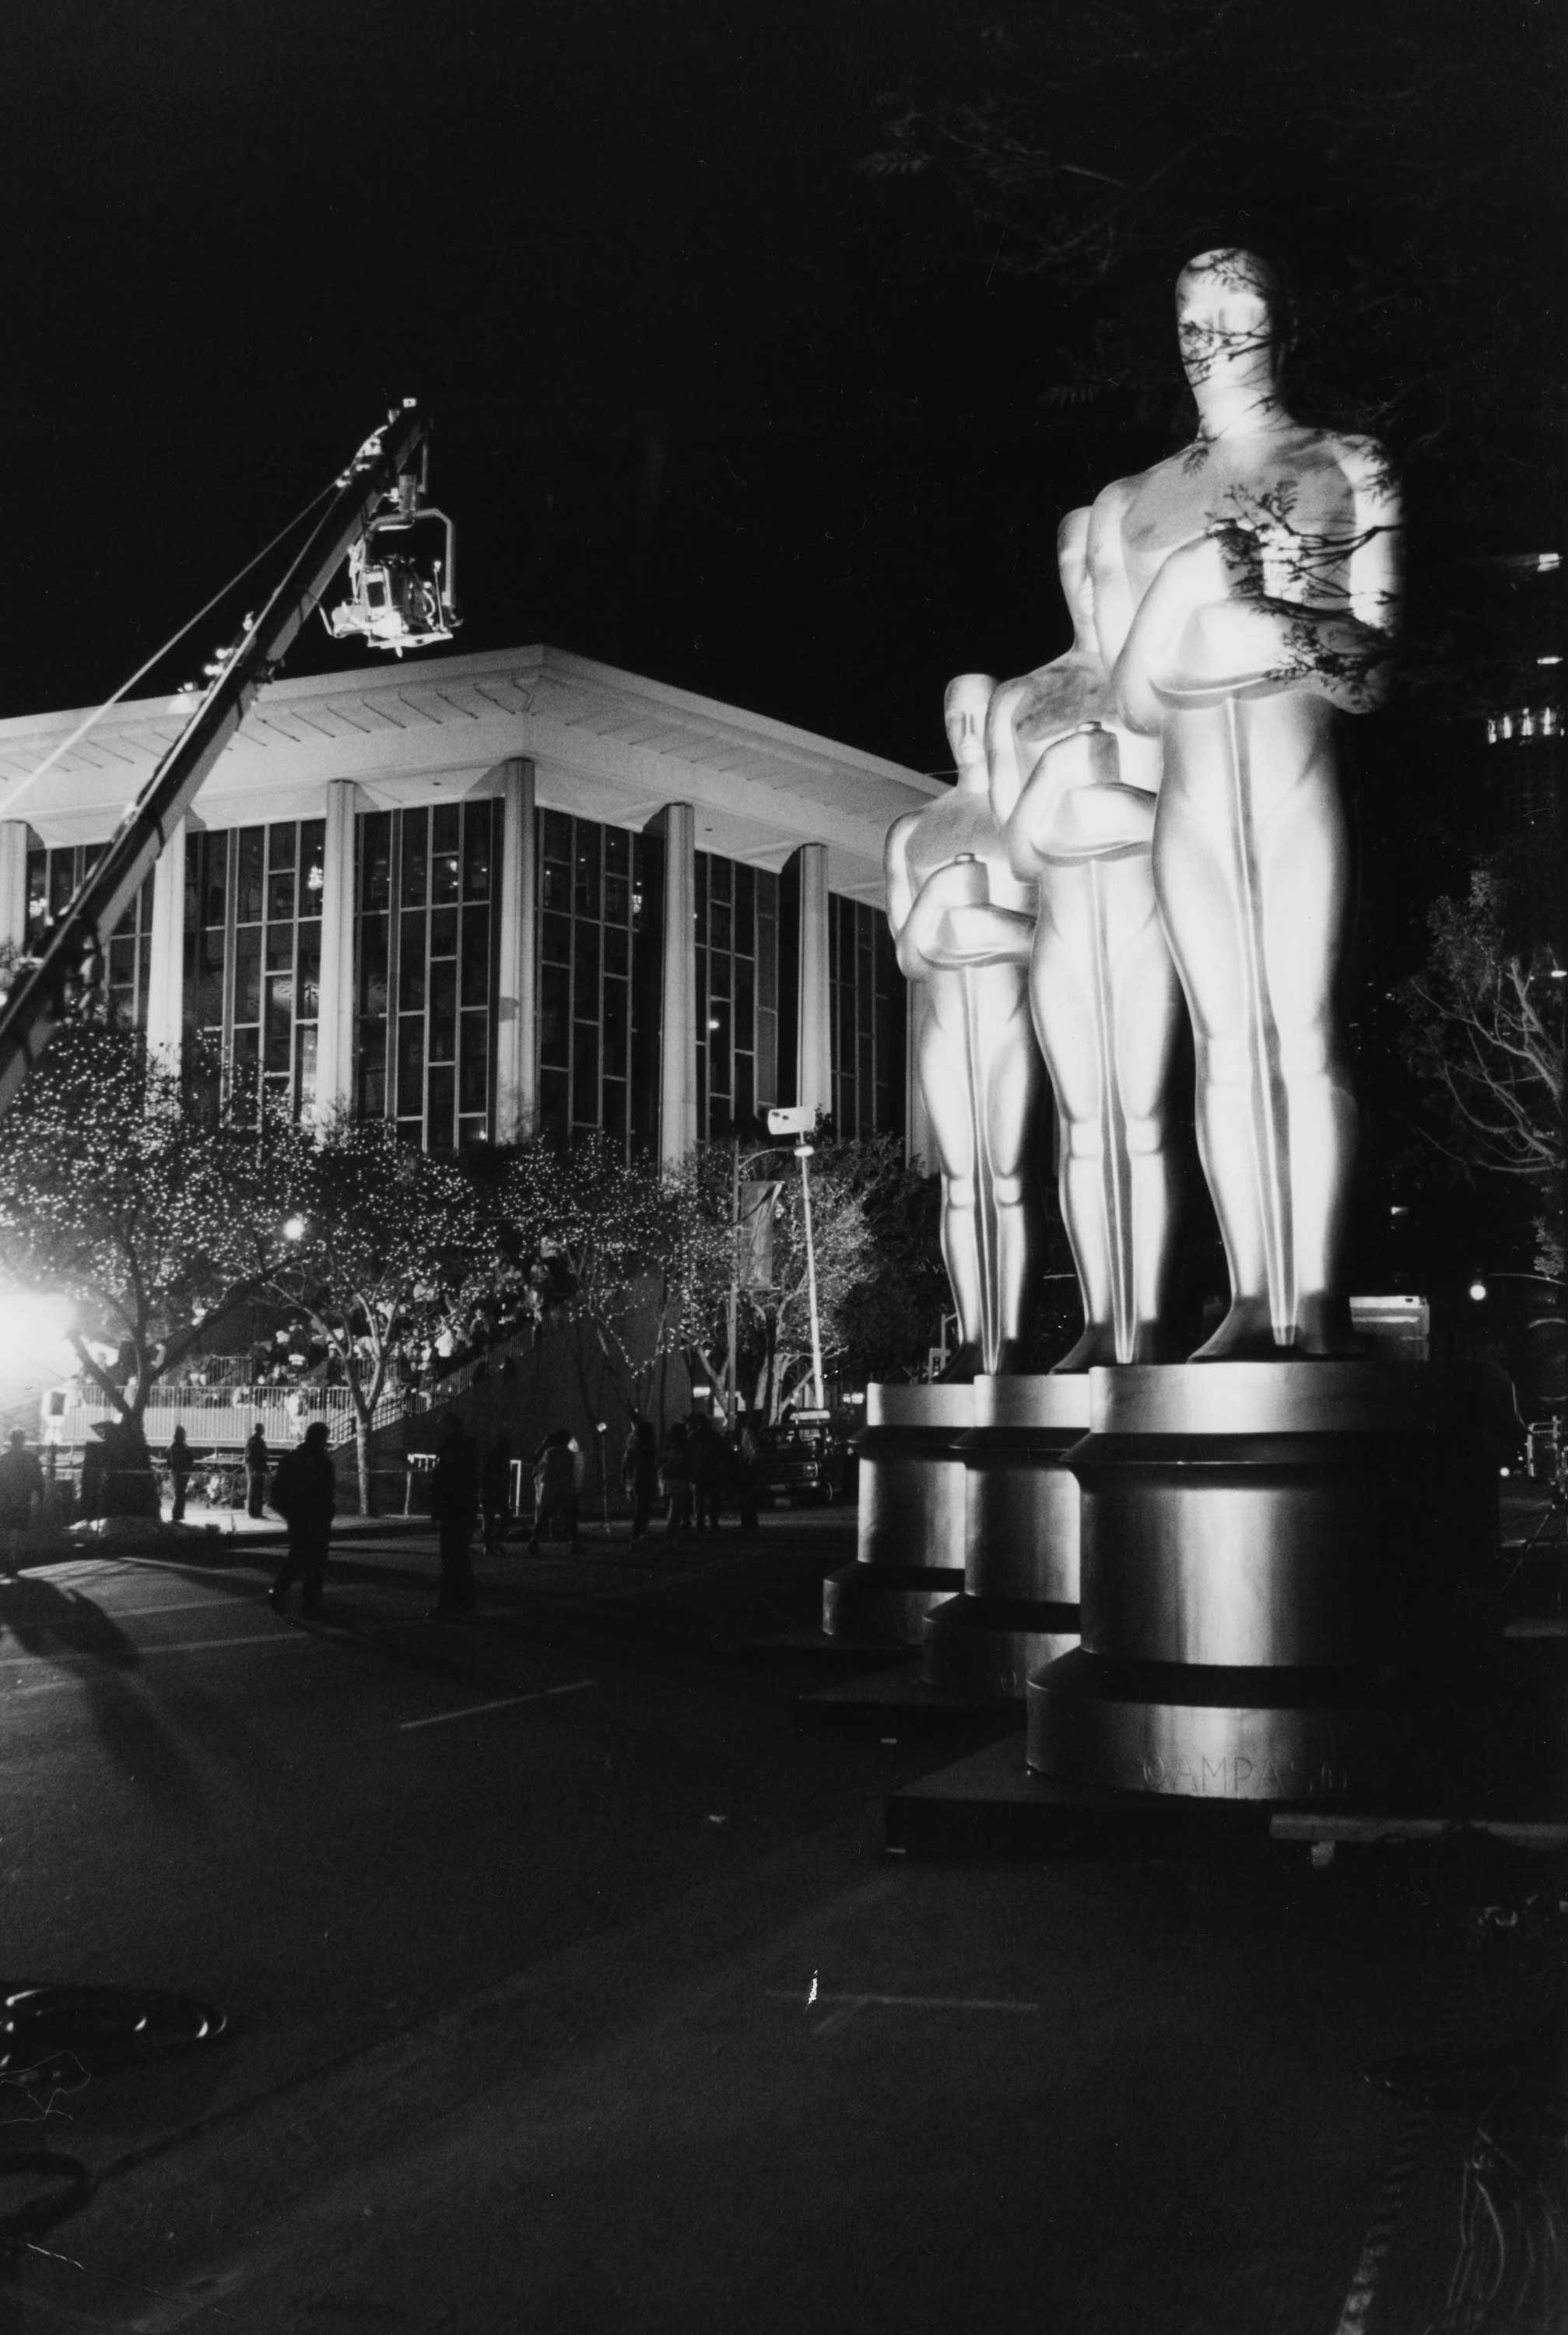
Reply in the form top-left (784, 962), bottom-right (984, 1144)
top-left (921, 1592), bottom-right (1079, 1701)
top-left (884, 1729), bottom-right (1567, 1859)
top-left (822, 1560), bottom-right (963, 1646)
top-left (1026, 1648), bottom-right (1439, 1805)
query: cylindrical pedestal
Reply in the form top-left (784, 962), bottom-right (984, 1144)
top-left (923, 1375), bottom-right (1085, 1699)
top-left (1027, 1363), bottom-right (1489, 1803)
top-left (823, 1384), bottom-right (970, 1644)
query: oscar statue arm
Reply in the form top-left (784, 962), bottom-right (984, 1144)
top-left (885, 814), bottom-right (924, 981)
top-left (889, 831), bottom-right (995, 978)
top-left (1006, 722), bottom-right (1128, 874)
top-left (985, 674), bottom-right (1038, 833)
top-left (1114, 440), bottom-right (1402, 727)
top-left (922, 898), bottom-right (1037, 970)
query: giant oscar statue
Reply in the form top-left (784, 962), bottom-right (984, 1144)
top-left (988, 507), bottom-right (1184, 1371)
top-left (829, 677), bottom-right (1045, 1649)
top-left (886, 672), bottom-right (1042, 1380)
top-left (1089, 247), bottom-right (1401, 1359)
top-left (1021, 251), bottom-right (1468, 1806)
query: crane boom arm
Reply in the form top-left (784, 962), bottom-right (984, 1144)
top-left (0, 402), bottom-right (433, 1116)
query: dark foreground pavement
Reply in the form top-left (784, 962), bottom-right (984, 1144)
top-left (2, 1505), bottom-right (1563, 2333)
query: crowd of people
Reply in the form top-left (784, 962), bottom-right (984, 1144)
top-left (2, 1393), bottom-right (777, 1618)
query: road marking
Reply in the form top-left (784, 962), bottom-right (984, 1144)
top-left (2, 1634), bottom-right (314, 1698)
top-left (91, 1593), bottom-right (236, 1621)
top-left (109, 1554), bottom-right (272, 1578)
top-left (766, 1987), bottom-right (1040, 2036)
top-left (398, 1677), bottom-right (597, 1732)
top-left (767, 1990), bottom-right (1040, 2012)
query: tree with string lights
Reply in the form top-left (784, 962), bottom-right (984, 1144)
top-left (478, 1135), bottom-right (696, 1425)
top-left (259, 1115), bottom-right (494, 1515)
top-left (678, 1133), bottom-right (949, 1423)
top-left (0, 1021), bottom-right (289, 1431)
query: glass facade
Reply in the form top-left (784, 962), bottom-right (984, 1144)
top-left (25, 843), bottom-right (153, 1030)
top-left (537, 809), bottom-right (654, 1153)
top-left (694, 851), bottom-right (780, 1139)
top-left (829, 894), bottom-right (902, 1139)
top-left (19, 801), bottom-right (907, 1157)
top-left (185, 820), bottom-right (324, 1116)
top-left (355, 801), bottom-right (500, 1150)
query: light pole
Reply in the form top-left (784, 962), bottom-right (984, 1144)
top-left (767, 1105), bottom-right (825, 1413)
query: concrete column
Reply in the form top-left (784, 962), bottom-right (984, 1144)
top-left (0, 822), bottom-right (29, 957)
top-left (659, 802), bottom-right (697, 1168)
top-left (796, 841), bottom-right (832, 1125)
top-left (313, 780), bottom-right (358, 1125)
top-left (145, 816), bottom-right (188, 1067)
top-left (905, 981), bottom-right (933, 1169)
top-left (494, 757), bottom-right (538, 1144)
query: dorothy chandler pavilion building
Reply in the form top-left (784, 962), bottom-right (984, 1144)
top-left (0, 644), bottom-right (944, 1164)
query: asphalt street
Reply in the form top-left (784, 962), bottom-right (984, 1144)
top-left (0, 1510), bottom-right (1562, 2333)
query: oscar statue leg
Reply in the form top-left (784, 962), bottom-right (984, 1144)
top-left (1152, 745), bottom-right (1278, 1361)
top-left (982, 971), bottom-right (1044, 1375)
top-left (1106, 851), bottom-right (1184, 1363)
top-left (1260, 760), bottom-right (1360, 1356)
top-left (1030, 874), bottom-right (1121, 1373)
top-left (919, 987), bottom-right (985, 1382)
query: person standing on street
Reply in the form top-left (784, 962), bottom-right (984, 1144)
top-left (268, 1421), bottom-right (336, 1617)
top-left (167, 1425), bottom-right (195, 1524)
top-left (528, 1427), bottom-right (584, 1551)
top-left (688, 1412), bottom-right (724, 1536)
top-left (728, 1420), bottom-right (760, 1533)
top-left (429, 1411), bottom-right (479, 1616)
top-left (621, 1416), bottom-right (659, 1544)
top-left (657, 1418), bottom-right (691, 1547)
top-left (244, 1420), bottom-right (269, 1519)
top-left (0, 1428), bottom-right (44, 1569)
top-left (480, 1434), bottom-right (513, 1557)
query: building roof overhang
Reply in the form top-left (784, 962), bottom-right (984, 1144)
top-left (0, 644), bottom-right (945, 905)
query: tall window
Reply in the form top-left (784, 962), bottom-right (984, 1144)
top-left (694, 852), bottom-right (780, 1139)
top-left (24, 844), bottom-right (153, 1031)
top-left (538, 811), bottom-right (651, 1153)
top-left (355, 801), bottom-right (500, 1149)
top-left (184, 820), bottom-right (324, 1116)
top-left (829, 894), bottom-right (903, 1138)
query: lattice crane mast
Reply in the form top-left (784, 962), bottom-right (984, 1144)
top-left (0, 401), bottom-right (460, 1116)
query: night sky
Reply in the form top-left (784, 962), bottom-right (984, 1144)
top-left (3, 3), bottom-right (1559, 781)
top-left (4, 1), bottom-right (1068, 772)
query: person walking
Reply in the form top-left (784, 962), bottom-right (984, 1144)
top-left (528, 1428), bottom-right (584, 1551)
top-left (244, 1420), bottom-right (269, 1519)
top-left (0, 1428), bottom-right (44, 1570)
top-left (267, 1421), bottom-right (336, 1617)
top-left (657, 1418), bottom-right (691, 1547)
top-left (428, 1411), bottom-right (479, 1616)
top-left (480, 1434), bottom-right (513, 1557)
top-left (621, 1416), bottom-right (659, 1544)
top-left (166, 1424), bottom-right (195, 1524)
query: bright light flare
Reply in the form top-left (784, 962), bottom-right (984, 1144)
top-left (0, 1292), bottom-right (76, 1385)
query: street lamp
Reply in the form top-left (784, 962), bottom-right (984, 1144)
top-left (282, 1214), bottom-right (307, 1244)
top-left (767, 1105), bottom-right (825, 1413)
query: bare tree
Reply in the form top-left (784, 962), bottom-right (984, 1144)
top-left (1400, 870), bottom-right (1565, 1274)
top-left (861, 1), bottom-right (1565, 627)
